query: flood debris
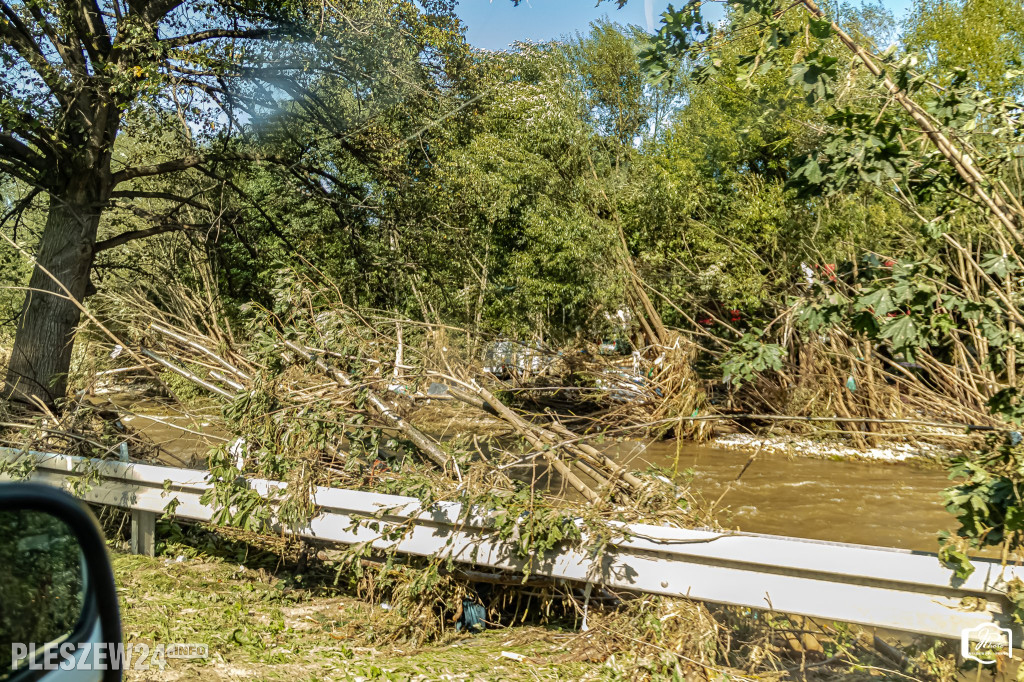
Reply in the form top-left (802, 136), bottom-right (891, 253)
top-left (0, 256), bottom-right (987, 682)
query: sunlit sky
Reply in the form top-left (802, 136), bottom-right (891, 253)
top-left (455, 0), bottom-right (918, 50)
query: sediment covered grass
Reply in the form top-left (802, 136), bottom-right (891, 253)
top-left (113, 552), bottom-right (597, 681)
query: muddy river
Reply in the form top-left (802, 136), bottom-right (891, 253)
top-left (611, 440), bottom-right (952, 552)
top-left (117, 399), bottom-right (954, 553)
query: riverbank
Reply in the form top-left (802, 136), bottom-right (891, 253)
top-left (66, 393), bottom-right (962, 552)
top-left (83, 385), bottom-right (971, 469)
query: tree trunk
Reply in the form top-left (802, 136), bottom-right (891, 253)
top-left (5, 187), bottom-right (102, 406)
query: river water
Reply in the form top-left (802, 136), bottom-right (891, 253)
top-left (610, 441), bottom-right (953, 552)
top-left (119, 400), bottom-right (955, 553)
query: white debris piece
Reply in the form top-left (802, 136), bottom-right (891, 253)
top-left (801, 262), bottom-right (815, 285)
top-left (229, 438), bottom-right (248, 470)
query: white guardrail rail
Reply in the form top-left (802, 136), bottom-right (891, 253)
top-left (2, 446), bottom-right (1020, 644)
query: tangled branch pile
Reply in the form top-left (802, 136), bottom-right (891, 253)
top-left (86, 273), bottom-right (709, 525)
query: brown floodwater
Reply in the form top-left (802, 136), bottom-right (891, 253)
top-left (608, 440), bottom-right (954, 552)
top-left (112, 392), bottom-right (955, 553)
top-left (121, 411), bottom-right (227, 466)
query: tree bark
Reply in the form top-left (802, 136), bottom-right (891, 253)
top-left (5, 186), bottom-right (102, 406)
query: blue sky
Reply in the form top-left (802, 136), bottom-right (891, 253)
top-left (456, 0), bottom-right (917, 50)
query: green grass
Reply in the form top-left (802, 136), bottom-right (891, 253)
top-left (113, 552), bottom-right (600, 681)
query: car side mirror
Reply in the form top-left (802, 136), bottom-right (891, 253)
top-left (0, 483), bottom-right (122, 682)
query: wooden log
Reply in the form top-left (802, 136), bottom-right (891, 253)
top-left (150, 322), bottom-right (251, 381)
top-left (210, 370), bottom-right (244, 391)
top-left (450, 385), bottom-right (638, 496)
top-left (544, 421), bottom-right (645, 492)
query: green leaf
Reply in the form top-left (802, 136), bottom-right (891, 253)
top-left (799, 155), bottom-right (823, 183)
top-left (808, 17), bottom-right (833, 40)
top-left (981, 252), bottom-right (1018, 279)
top-left (788, 50), bottom-right (839, 103)
top-left (878, 315), bottom-right (917, 350)
top-left (857, 288), bottom-right (895, 317)
top-left (988, 388), bottom-right (1024, 424)
top-left (938, 544), bottom-right (975, 581)
top-left (1005, 507), bottom-right (1024, 532)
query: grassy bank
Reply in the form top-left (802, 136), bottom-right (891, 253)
top-left (114, 552), bottom-right (597, 681)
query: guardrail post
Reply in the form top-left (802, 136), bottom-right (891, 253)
top-left (131, 509), bottom-right (156, 557)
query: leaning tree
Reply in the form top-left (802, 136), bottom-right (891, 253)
top-left (0, 0), bottom-right (454, 406)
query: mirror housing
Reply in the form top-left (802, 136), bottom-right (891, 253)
top-left (0, 483), bottom-right (122, 682)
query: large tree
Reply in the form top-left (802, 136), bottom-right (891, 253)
top-left (0, 0), bottom-right (455, 405)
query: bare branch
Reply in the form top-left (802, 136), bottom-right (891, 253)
top-left (111, 152), bottom-right (289, 185)
top-left (94, 223), bottom-right (183, 253)
top-left (0, 2), bottom-right (69, 102)
top-left (0, 132), bottom-right (47, 173)
top-left (0, 158), bottom-right (45, 188)
top-left (160, 27), bottom-right (286, 48)
top-left (108, 189), bottom-right (212, 211)
top-left (65, 0), bottom-right (114, 62)
top-left (127, 0), bottom-right (185, 23)
top-left (22, 2), bottom-right (88, 71)
top-left (0, 187), bottom-right (41, 236)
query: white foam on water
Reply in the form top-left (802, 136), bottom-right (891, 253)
top-left (711, 433), bottom-right (950, 463)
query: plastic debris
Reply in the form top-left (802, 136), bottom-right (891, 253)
top-left (456, 599), bottom-right (486, 633)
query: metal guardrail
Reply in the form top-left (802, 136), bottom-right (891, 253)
top-left (1, 446), bottom-right (1019, 643)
